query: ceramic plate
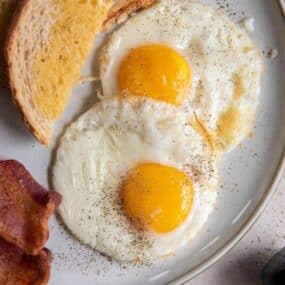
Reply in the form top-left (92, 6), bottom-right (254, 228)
top-left (0, 0), bottom-right (284, 284)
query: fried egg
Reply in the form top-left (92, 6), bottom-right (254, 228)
top-left (52, 95), bottom-right (218, 262)
top-left (100, 0), bottom-right (263, 152)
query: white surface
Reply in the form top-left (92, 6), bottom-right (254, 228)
top-left (188, 173), bottom-right (285, 285)
top-left (0, 0), bottom-right (284, 284)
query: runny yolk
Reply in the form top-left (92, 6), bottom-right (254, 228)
top-left (122, 163), bottom-right (194, 233)
top-left (118, 44), bottom-right (191, 106)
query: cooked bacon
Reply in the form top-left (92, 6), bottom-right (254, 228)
top-left (0, 160), bottom-right (62, 255)
top-left (0, 237), bottom-right (52, 285)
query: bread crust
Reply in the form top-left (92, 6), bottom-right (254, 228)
top-left (5, 0), bottom-right (156, 145)
top-left (104, 0), bottom-right (156, 29)
top-left (0, 0), bottom-right (18, 86)
top-left (5, 0), bottom-right (50, 144)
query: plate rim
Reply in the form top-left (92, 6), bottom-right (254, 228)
top-left (170, 148), bottom-right (285, 284)
top-left (1, 1), bottom-right (284, 285)
top-left (170, 2), bottom-right (285, 282)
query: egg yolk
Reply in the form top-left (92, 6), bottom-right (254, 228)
top-left (122, 163), bottom-right (194, 233)
top-left (118, 45), bottom-right (191, 106)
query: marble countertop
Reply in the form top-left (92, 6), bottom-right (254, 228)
top-left (188, 173), bottom-right (285, 285)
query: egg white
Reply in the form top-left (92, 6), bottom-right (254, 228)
top-left (100, 0), bottom-right (263, 152)
top-left (52, 95), bottom-right (218, 262)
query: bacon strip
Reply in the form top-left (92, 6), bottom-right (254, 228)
top-left (0, 237), bottom-right (52, 285)
top-left (0, 160), bottom-right (62, 255)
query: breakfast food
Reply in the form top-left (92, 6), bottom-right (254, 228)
top-left (104, 0), bottom-right (156, 29)
top-left (0, 0), bottom-right (265, 275)
top-left (52, 95), bottom-right (218, 262)
top-left (0, 160), bottom-right (62, 255)
top-left (0, 0), bottom-right (18, 87)
top-left (6, 0), bottom-right (113, 145)
top-left (100, 0), bottom-right (263, 152)
top-left (0, 238), bottom-right (52, 285)
top-left (0, 0), bottom-right (156, 90)
top-left (5, 0), bottom-right (156, 145)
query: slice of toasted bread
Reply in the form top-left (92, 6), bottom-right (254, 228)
top-left (6, 0), bottom-right (156, 145)
top-left (1, 0), bottom-right (155, 90)
top-left (0, 0), bottom-right (18, 87)
top-left (6, 0), bottom-right (114, 145)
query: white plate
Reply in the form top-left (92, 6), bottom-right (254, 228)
top-left (0, 0), bottom-right (284, 284)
